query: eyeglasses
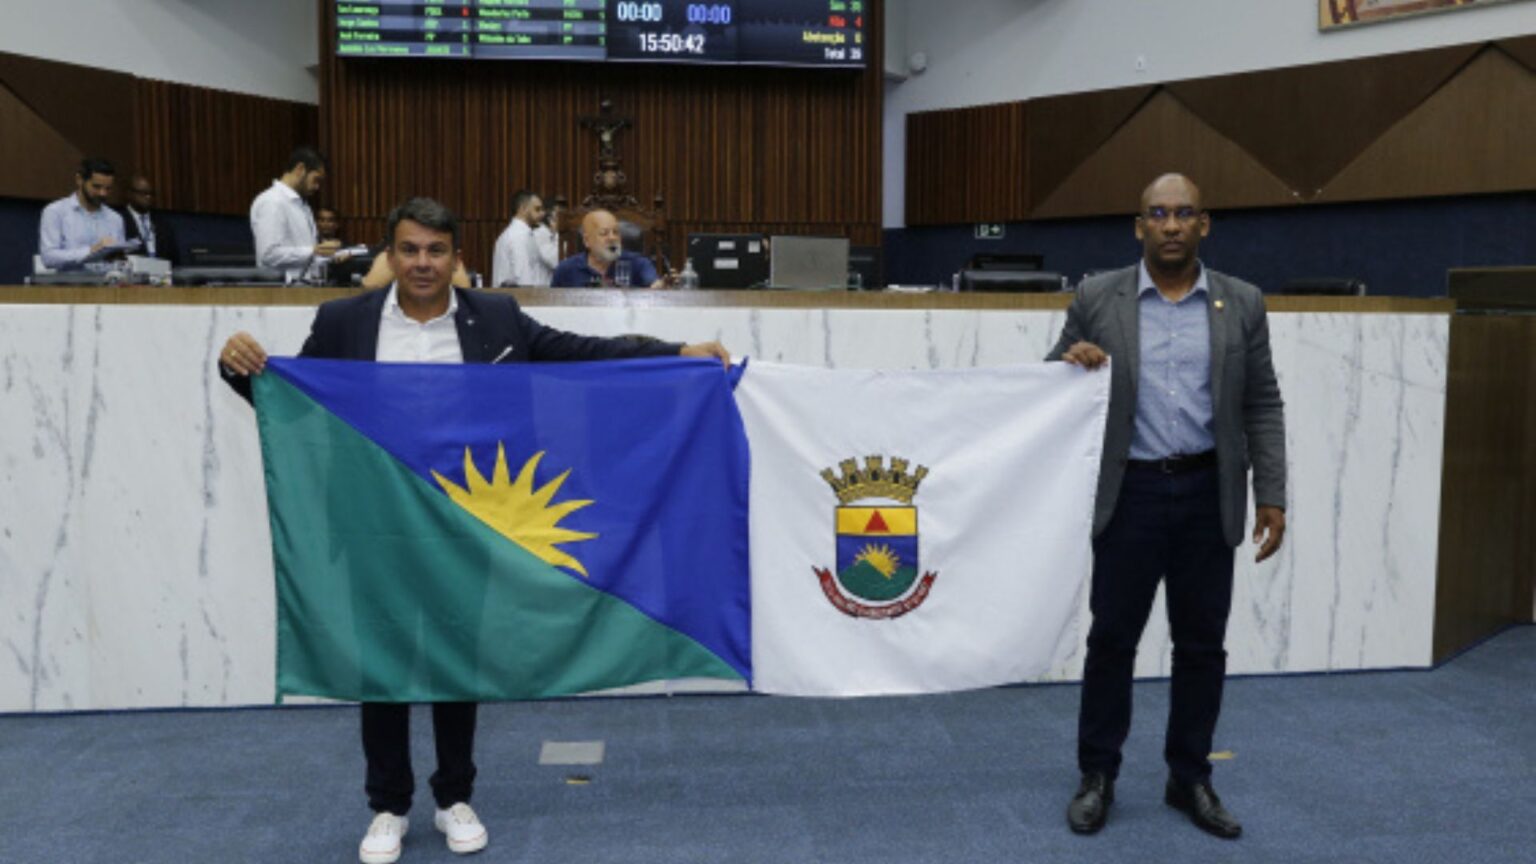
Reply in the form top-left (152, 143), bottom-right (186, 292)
top-left (1141, 206), bottom-right (1202, 224)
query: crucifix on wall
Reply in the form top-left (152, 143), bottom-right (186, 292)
top-left (575, 97), bottom-right (663, 212)
top-left (554, 97), bottom-right (669, 267)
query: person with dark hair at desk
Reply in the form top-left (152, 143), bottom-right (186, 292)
top-left (550, 209), bottom-right (664, 289)
top-left (38, 157), bottom-right (127, 272)
top-left (250, 146), bottom-right (339, 283)
top-left (316, 206), bottom-right (343, 244)
top-left (119, 175), bottom-right (179, 266)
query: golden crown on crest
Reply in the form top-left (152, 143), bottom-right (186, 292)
top-left (820, 456), bottom-right (929, 505)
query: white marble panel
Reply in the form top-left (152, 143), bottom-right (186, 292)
top-left (0, 299), bottom-right (1446, 711)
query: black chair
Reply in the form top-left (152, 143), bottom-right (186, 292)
top-left (618, 221), bottom-right (646, 254)
top-left (959, 270), bottom-right (1067, 292)
top-left (172, 265), bottom-right (285, 285)
top-left (1280, 277), bottom-right (1366, 296)
top-left (185, 245), bottom-right (257, 268)
top-left (967, 252), bottom-right (1044, 272)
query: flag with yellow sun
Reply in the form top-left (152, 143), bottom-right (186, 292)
top-left (253, 356), bottom-right (750, 703)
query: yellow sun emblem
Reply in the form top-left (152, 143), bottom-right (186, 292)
top-left (432, 444), bottom-right (598, 578)
top-left (854, 543), bottom-right (901, 579)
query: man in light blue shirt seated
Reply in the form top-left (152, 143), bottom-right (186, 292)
top-left (550, 209), bottom-right (664, 289)
top-left (38, 158), bottom-right (129, 272)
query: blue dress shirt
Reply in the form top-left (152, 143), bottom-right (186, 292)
top-left (38, 194), bottom-right (126, 271)
top-left (550, 251), bottom-right (659, 288)
top-left (1129, 260), bottom-right (1216, 460)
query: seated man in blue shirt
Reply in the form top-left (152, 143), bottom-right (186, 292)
top-left (38, 157), bottom-right (128, 272)
top-left (551, 209), bottom-right (665, 289)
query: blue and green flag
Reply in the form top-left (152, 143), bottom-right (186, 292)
top-left (253, 356), bottom-right (750, 703)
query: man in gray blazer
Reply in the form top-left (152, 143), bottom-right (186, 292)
top-left (1046, 174), bottom-right (1286, 840)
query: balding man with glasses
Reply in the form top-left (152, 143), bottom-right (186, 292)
top-left (1045, 173), bottom-right (1287, 840)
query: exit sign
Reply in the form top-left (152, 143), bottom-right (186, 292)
top-left (974, 223), bottom-right (1005, 240)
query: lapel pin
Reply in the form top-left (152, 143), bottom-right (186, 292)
top-left (1214, 300), bottom-right (1225, 311)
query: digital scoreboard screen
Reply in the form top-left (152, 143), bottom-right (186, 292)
top-left (334, 1), bottom-right (868, 68)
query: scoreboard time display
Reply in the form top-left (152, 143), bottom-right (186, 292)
top-left (334, 1), bottom-right (868, 68)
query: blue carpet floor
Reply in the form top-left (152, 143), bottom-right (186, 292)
top-left (2, 626), bottom-right (1532, 864)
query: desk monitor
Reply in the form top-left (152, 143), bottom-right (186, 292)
top-left (848, 245), bottom-right (882, 290)
top-left (770, 235), bottom-right (849, 290)
top-left (687, 233), bottom-right (769, 289)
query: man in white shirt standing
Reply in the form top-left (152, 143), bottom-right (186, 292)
top-left (250, 147), bottom-right (339, 282)
top-left (491, 189), bottom-right (559, 287)
top-left (38, 158), bottom-right (127, 272)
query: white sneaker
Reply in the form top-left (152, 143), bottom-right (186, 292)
top-left (360, 812), bottom-right (408, 864)
top-left (434, 802), bottom-right (489, 854)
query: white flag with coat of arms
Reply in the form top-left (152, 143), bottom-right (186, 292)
top-left (734, 360), bottom-right (1110, 697)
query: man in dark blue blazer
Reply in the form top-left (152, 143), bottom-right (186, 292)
top-left (219, 197), bottom-right (727, 863)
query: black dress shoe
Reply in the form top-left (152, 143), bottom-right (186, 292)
top-left (1067, 772), bottom-right (1114, 834)
top-left (1164, 778), bottom-right (1243, 839)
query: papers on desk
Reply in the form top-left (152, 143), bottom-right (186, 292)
top-left (324, 245), bottom-right (372, 260)
top-left (83, 239), bottom-right (142, 262)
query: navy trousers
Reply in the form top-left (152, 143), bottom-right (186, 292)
top-left (362, 702), bottom-right (478, 815)
top-left (1076, 463), bottom-right (1235, 783)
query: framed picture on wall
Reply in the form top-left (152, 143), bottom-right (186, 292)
top-left (1321, 0), bottom-right (1529, 30)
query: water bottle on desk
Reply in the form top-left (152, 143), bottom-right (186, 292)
top-left (678, 258), bottom-right (700, 291)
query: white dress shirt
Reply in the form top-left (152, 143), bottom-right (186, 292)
top-left (492, 219), bottom-right (559, 287)
top-left (375, 283), bottom-right (464, 364)
top-left (250, 180), bottom-right (317, 281)
top-left (38, 194), bottom-right (126, 271)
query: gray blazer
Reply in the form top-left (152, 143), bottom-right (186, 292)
top-left (1046, 265), bottom-right (1286, 547)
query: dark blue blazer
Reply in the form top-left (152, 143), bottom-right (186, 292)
top-left (222, 286), bottom-right (683, 401)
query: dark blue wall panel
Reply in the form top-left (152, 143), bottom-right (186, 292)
top-left (885, 193), bottom-right (1536, 297)
top-left (0, 198), bottom-right (43, 286)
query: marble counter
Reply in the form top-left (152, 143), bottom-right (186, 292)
top-left (0, 290), bottom-right (1450, 710)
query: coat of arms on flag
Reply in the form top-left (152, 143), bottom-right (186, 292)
top-left (815, 456), bottom-right (936, 619)
top-left (736, 360), bottom-right (1109, 697)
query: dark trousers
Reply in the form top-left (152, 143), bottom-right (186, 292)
top-left (1077, 464), bottom-right (1234, 784)
top-left (361, 702), bottom-right (479, 815)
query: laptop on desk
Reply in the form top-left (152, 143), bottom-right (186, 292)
top-left (769, 236), bottom-right (849, 290)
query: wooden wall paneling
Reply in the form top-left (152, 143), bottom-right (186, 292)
top-left (0, 50), bottom-right (316, 215)
top-left (132, 79), bottom-right (318, 216)
top-left (903, 110), bottom-right (939, 224)
top-left (1496, 34), bottom-right (1536, 75)
top-left (1023, 86), bottom-right (1154, 213)
top-left (905, 101), bottom-right (1025, 226)
top-left (0, 53), bottom-right (135, 181)
top-left (906, 37), bottom-right (1536, 226)
top-left (1166, 44), bottom-right (1477, 200)
top-left (321, 1), bottom-right (883, 278)
top-left (1030, 89), bottom-right (1296, 219)
top-left (1434, 312), bottom-right (1536, 660)
top-left (1317, 48), bottom-right (1536, 204)
top-left (0, 83), bottom-right (83, 200)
